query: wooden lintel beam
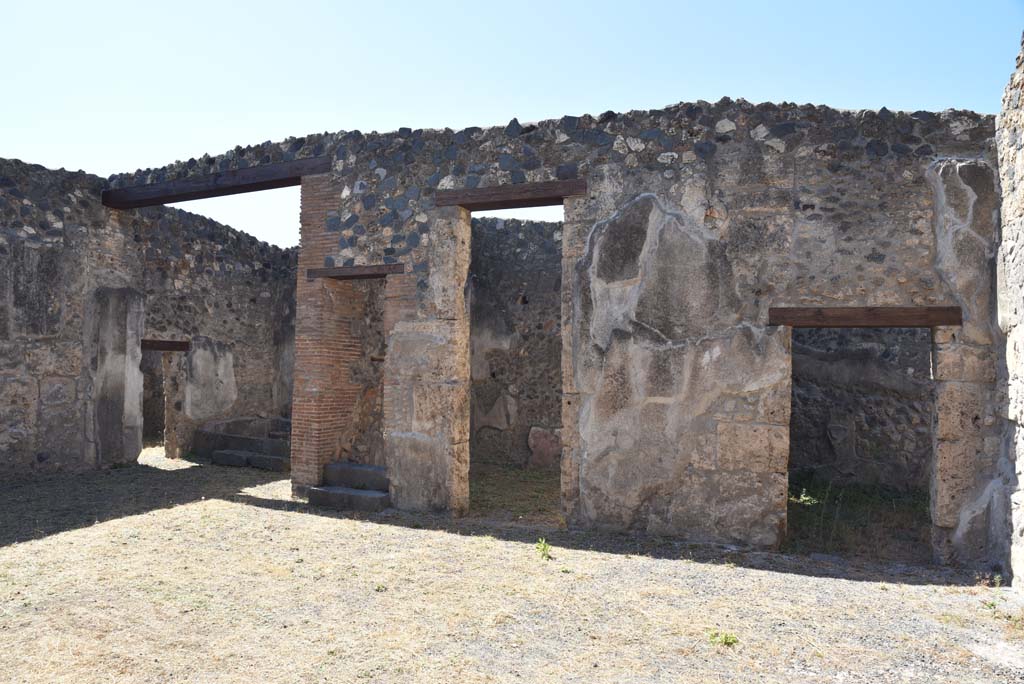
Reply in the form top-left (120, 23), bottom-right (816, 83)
top-left (434, 178), bottom-right (587, 211)
top-left (141, 339), bottom-right (190, 352)
top-left (102, 156), bottom-right (332, 209)
top-left (768, 306), bottom-right (962, 328)
top-left (306, 263), bottom-right (406, 281)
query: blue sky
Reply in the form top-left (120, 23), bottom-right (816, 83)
top-left (3, 0), bottom-right (1023, 246)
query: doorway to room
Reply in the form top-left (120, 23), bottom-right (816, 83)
top-left (786, 326), bottom-right (935, 563)
top-left (467, 206), bottom-right (564, 524)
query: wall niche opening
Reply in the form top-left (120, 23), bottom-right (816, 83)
top-left (468, 207), bottom-right (563, 523)
top-left (786, 327), bottom-right (935, 564)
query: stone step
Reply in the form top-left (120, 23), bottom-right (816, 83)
top-left (211, 449), bottom-right (289, 472)
top-left (323, 461), bottom-right (389, 491)
top-left (210, 449), bottom-right (251, 468)
top-left (308, 486), bottom-right (390, 512)
top-left (193, 429), bottom-right (290, 459)
top-left (247, 453), bottom-right (290, 472)
top-left (268, 430), bottom-right (290, 440)
top-left (265, 438), bottom-right (290, 458)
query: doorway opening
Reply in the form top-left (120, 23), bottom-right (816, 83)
top-left (139, 339), bottom-right (190, 460)
top-left (141, 349), bottom-right (166, 448)
top-left (786, 327), bottom-right (935, 563)
top-left (467, 205), bottom-right (564, 524)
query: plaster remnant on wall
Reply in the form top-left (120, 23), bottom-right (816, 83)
top-left (184, 336), bottom-right (237, 420)
top-left (573, 190), bottom-right (791, 546)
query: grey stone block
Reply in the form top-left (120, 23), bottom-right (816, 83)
top-left (211, 450), bottom-right (253, 468)
top-left (308, 486), bottom-right (390, 513)
top-left (248, 453), bottom-right (290, 472)
top-left (323, 461), bottom-right (389, 490)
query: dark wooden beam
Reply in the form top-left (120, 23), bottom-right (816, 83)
top-left (768, 306), bottom-right (962, 328)
top-left (434, 178), bottom-right (587, 211)
top-left (102, 156), bottom-right (332, 209)
top-left (306, 263), bottom-right (406, 281)
top-left (141, 339), bottom-right (190, 352)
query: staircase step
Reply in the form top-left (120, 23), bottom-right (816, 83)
top-left (268, 430), bottom-right (290, 440)
top-left (269, 417), bottom-right (292, 433)
top-left (265, 438), bottom-right (290, 458)
top-left (211, 449), bottom-right (289, 472)
top-left (194, 432), bottom-right (263, 456)
top-left (248, 453), bottom-right (290, 472)
top-left (308, 486), bottom-right (389, 512)
top-left (211, 449), bottom-right (256, 468)
top-left (193, 428), bottom-right (290, 459)
top-left (323, 462), bottom-right (389, 490)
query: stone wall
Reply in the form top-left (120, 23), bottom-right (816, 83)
top-left (790, 328), bottom-right (934, 491)
top-left (470, 217), bottom-right (562, 468)
top-left (111, 96), bottom-right (1004, 564)
top-left (0, 158), bottom-right (296, 477)
top-left (998, 37), bottom-right (1024, 581)
top-left (1, 162), bottom-right (136, 475)
top-left (124, 204), bottom-right (296, 457)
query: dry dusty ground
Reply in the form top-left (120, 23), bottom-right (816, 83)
top-left (2, 449), bottom-right (1024, 683)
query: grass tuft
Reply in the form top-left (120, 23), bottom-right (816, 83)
top-left (708, 630), bottom-right (739, 647)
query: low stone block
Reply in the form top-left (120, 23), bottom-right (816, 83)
top-left (248, 453), bottom-right (290, 472)
top-left (308, 485), bottom-right (390, 512)
top-left (211, 450), bottom-right (251, 467)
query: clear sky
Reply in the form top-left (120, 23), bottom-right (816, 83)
top-left (3, 0), bottom-right (1023, 247)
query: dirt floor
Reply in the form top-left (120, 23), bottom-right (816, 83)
top-left (469, 461), bottom-right (562, 525)
top-left (2, 449), bottom-right (1024, 683)
top-left (784, 475), bottom-right (934, 565)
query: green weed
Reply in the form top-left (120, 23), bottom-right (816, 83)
top-left (708, 630), bottom-right (739, 647)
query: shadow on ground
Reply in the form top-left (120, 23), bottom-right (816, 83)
top-left (0, 453), bottom-right (986, 588)
top-left (0, 454), bottom-right (280, 547)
